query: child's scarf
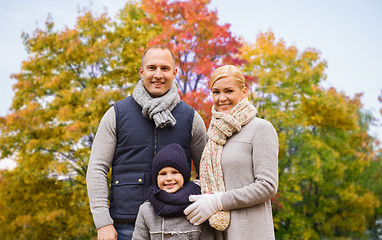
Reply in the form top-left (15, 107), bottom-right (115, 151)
top-left (200, 98), bottom-right (257, 230)
top-left (148, 181), bottom-right (201, 217)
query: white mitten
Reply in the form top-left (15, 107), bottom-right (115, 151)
top-left (183, 192), bottom-right (223, 225)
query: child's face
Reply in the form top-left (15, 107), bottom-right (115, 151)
top-left (157, 167), bottom-right (184, 193)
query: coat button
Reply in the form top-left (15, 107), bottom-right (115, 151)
top-left (138, 179), bottom-right (143, 183)
top-left (115, 180), bottom-right (119, 184)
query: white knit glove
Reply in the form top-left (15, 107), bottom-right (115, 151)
top-left (183, 192), bottom-right (223, 225)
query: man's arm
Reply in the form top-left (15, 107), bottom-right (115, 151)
top-left (190, 111), bottom-right (207, 178)
top-left (86, 107), bottom-right (117, 230)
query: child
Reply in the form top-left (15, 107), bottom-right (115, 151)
top-left (132, 143), bottom-right (214, 239)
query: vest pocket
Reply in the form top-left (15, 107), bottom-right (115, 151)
top-left (111, 172), bottom-right (145, 216)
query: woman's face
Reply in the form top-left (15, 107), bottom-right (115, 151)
top-left (211, 76), bottom-right (247, 114)
top-left (157, 167), bottom-right (184, 193)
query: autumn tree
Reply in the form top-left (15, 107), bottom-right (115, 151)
top-left (0, 167), bottom-right (94, 239)
top-left (0, 0), bottom-right (244, 237)
top-left (363, 90), bottom-right (382, 238)
top-left (141, 0), bottom-right (243, 124)
top-left (1, 0), bottom-right (381, 238)
top-left (241, 31), bottom-right (381, 239)
top-left (0, 2), bottom-right (157, 238)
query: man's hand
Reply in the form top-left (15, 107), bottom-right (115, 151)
top-left (97, 224), bottom-right (117, 240)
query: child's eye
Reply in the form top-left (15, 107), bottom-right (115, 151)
top-left (159, 172), bottom-right (166, 176)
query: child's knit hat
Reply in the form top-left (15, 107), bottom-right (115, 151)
top-left (152, 143), bottom-right (191, 185)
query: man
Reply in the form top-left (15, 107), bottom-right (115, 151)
top-left (86, 45), bottom-right (207, 240)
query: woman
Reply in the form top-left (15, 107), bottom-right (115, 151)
top-left (184, 65), bottom-right (279, 239)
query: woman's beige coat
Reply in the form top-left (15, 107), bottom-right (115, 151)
top-left (216, 117), bottom-right (279, 240)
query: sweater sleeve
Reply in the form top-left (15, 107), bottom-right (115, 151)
top-left (221, 119), bottom-right (279, 210)
top-left (190, 110), bottom-right (207, 178)
top-left (86, 106), bottom-right (117, 229)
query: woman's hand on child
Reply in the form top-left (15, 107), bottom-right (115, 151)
top-left (183, 192), bottom-right (223, 225)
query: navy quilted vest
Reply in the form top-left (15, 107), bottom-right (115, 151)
top-left (110, 96), bottom-right (194, 220)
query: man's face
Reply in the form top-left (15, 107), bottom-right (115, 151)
top-left (139, 48), bottom-right (177, 97)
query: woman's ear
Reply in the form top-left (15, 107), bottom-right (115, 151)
top-left (242, 86), bottom-right (248, 98)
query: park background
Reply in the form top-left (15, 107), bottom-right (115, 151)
top-left (0, 0), bottom-right (381, 239)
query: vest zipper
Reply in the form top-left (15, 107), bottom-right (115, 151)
top-left (154, 127), bottom-right (158, 156)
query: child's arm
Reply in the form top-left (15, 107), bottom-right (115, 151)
top-left (132, 206), bottom-right (150, 240)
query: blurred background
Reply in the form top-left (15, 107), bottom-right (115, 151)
top-left (0, 0), bottom-right (381, 239)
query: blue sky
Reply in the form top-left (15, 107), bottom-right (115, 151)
top-left (0, 0), bottom-right (381, 157)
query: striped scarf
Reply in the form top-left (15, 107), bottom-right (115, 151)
top-left (200, 98), bottom-right (257, 231)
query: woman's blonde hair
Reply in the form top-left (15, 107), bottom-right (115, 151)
top-left (209, 65), bottom-right (245, 89)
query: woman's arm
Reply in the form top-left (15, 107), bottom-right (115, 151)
top-left (221, 119), bottom-right (279, 210)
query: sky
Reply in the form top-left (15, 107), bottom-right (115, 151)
top-left (0, 0), bottom-right (381, 168)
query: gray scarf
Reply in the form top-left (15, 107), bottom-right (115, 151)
top-left (132, 80), bottom-right (180, 128)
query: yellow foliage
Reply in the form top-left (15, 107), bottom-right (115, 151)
top-left (241, 30), bottom-right (380, 238)
top-left (301, 88), bottom-right (360, 130)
